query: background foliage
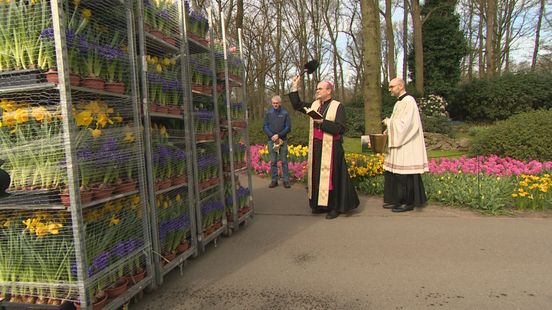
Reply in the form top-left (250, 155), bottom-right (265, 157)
top-left (448, 71), bottom-right (552, 121)
top-left (408, 0), bottom-right (468, 99)
top-left (469, 109), bottom-right (552, 161)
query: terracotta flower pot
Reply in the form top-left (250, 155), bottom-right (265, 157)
top-left (168, 106), bottom-right (181, 115)
top-left (81, 77), bottom-right (105, 90)
top-left (176, 240), bottom-right (190, 253)
top-left (80, 189), bottom-right (93, 204)
top-left (73, 291), bottom-right (108, 310)
top-left (125, 268), bottom-right (146, 286)
top-left (157, 105), bottom-right (169, 114)
top-left (171, 175), bottom-right (187, 186)
top-left (105, 278), bottom-right (129, 298)
top-left (191, 84), bottom-right (203, 92)
top-left (149, 30), bottom-right (164, 40)
top-left (156, 179), bottom-right (172, 190)
top-left (44, 69), bottom-right (80, 86)
top-left (162, 251), bottom-right (177, 265)
top-left (115, 181), bottom-right (137, 194)
top-left (104, 82), bottom-right (125, 94)
top-left (163, 35), bottom-right (177, 46)
top-left (92, 186), bottom-right (113, 200)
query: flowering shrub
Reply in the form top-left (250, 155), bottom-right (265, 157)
top-left (417, 94), bottom-right (451, 134)
top-left (418, 94), bottom-right (449, 118)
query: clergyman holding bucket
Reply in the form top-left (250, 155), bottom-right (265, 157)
top-left (380, 77), bottom-right (429, 213)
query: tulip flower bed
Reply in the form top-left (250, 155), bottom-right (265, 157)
top-left (250, 145), bottom-right (552, 213)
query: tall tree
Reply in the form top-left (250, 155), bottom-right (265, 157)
top-left (485, 0), bottom-right (498, 77)
top-left (403, 0), bottom-right (409, 81)
top-left (418, 0), bottom-right (467, 97)
top-left (384, 0), bottom-right (397, 79)
top-left (410, 0), bottom-right (424, 95)
top-left (361, 0), bottom-right (383, 134)
top-left (531, 0), bottom-right (545, 70)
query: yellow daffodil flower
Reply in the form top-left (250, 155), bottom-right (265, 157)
top-left (110, 215), bottom-right (121, 226)
top-left (96, 113), bottom-right (113, 128)
top-left (14, 108), bottom-right (29, 124)
top-left (90, 128), bottom-right (102, 138)
top-left (75, 110), bottom-right (93, 127)
top-left (82, 8), bottom-right (92, 19)
top-left (124, 131), bottom-right (136, 142)
top-left (47, 222), bottom-right (63, 235)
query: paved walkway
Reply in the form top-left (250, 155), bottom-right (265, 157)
top-left (133, 175), bottom-right (552, 309)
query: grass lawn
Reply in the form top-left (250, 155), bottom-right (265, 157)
top-left (343, 136), bottom-right (467, 158)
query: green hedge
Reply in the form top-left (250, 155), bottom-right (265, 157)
top-left (469, 109), bottom-right (552, 161)
top-left (449, 71), bottom-right (552, 122)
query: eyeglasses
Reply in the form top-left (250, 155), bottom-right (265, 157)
top-left (272, 102), bottom-right (280, 104)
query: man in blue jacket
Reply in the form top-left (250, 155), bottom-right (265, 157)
top-left (263, 95), bottom-right (291, 188)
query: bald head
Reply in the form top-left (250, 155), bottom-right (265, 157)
top-left (315, 80), bottom-right (333, 102)
top-left (389, 78), bottom-right (406, 97)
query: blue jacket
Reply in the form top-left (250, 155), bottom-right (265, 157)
top-left (263, 107), bottom-right (291, 140)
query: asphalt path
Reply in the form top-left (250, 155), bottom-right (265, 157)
top-left (132, 175), bottom-right (552, 310)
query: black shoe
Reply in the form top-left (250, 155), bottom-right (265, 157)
top-left (325, 210), bottom-right (339, 219)
top-left (269, 181), bottom-right (278, 188)
top-left (392, 204), bottom-right (414, 212)
top-left (283, 182), bottom-right (291, 188)
top-left (382, 203), bottom-right (395, 209)
top-left (311, 208), bottom-right (328, 214)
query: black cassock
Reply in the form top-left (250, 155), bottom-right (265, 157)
top-left (289, 91), bottom-right (359, 213)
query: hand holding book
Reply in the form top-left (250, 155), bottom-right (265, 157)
top-left (303, 107), bottom-right (323, 120)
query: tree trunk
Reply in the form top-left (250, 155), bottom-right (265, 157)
top-left (477, 0), bottom-right (485, 78)
top-left (411, 0), bottom-right (424, 95)
top-left (361, 0), bottom-right (383, 134)
top-left (466, 0), bottom-right (474, 81)
top-left (531, 0), bottom-right (545, 70)
top-left (385, 0), bottom-right (396, 79)
top-left (402, 0), bottom-right (409, 82)
top-left (275, 0), bottom-right (282, 94)
top-left (485, 0), bottom-right (497, 78)
top-left (235, 0), bottom-right (243, 40)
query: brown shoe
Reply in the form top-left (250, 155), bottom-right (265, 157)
top-left (269, 181), bottom-right (278, 188)
top-left (283, 182), bottom-right (291, 188)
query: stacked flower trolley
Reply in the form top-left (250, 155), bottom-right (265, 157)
top-left (0, 0), bottom-right (153, 309)
top-left (135, 0), bottom-right (198, 286)
top-left (217, 24), bottom-right (254, 234)
top-left (182, 6), bottom-right (227, 252)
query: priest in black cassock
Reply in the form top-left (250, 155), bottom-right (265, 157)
top-left (288, 75), bottom-right (359, 219)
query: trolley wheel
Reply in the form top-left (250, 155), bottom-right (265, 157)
top-left (223, 227), bottom-right (233, 237)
